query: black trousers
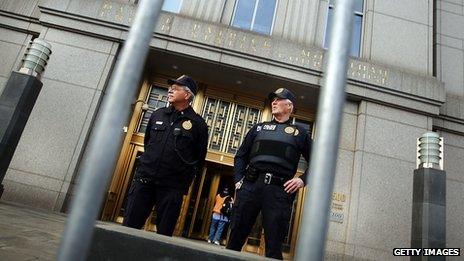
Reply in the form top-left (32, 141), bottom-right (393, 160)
top-left (122, 180), bottom-right (184, 236)
top-left (226, 179), bottom-right (294, 260)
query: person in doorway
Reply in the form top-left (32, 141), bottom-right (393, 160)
top-left (122, 75), bottom-right (208, 236)
top-left (226, 88), bottom-right (312, 259)
top-left (207, 187), bottom-right (234, 245)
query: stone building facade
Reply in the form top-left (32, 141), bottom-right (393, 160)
top-left (0, 0), bottom-right (463, 259)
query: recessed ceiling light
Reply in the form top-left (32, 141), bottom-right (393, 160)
top-left (236, 80), bottom-right (242, 84)
top-left (172, 65), bottom-right (178, 70)
top-left (300, 95), bottom-right (305, 99)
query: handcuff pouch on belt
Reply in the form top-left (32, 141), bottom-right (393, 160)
top-left (245, 166), bottom-right (259, 182)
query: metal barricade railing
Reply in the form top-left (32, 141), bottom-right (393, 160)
top-left (296, 0), bottom-right (356, 260)
top-left (56, 1), bottom-right (165, 260)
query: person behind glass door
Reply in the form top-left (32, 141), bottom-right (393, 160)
top-left (226, 88), bottom-right (312, 259)
top-left (122, 75), bottom-right (208, 236)
top-left (207, 187), bottom-right (234, 245)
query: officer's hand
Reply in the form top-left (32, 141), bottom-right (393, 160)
top-left (284, 178), bottom-right (304, 194)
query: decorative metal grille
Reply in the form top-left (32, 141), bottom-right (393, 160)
top-left (202, 96), bottom-right (262, 155)
top-left (137, 85), bottom-right (168, 133)
top-left (226, 104), bottom-right (261, 154)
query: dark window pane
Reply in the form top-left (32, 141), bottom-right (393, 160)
top-left (350, 14), bottom-right (362, 57)
top-left (324, 4), bottom-right (363, 57)
top-left (252, 0), bottom-right (277, 34)
top-left (232, 0), bottom-right (256, 30)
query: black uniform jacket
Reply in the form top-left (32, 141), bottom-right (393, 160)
top-left (139, 105), bottom-right (208, 192)
top-left (234, 119), bottom-right (312, 185)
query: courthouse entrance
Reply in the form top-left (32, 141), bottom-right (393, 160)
top-left (100, 50), bottom-right (316, 258)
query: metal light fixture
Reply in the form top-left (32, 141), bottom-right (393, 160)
top-left (18, 38), bottom-right (52, 80)
top-left (416, 131), bottom-right (444, 170)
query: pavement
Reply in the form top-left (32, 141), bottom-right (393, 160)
top-left (0, 200), bottom-right (65, 260)
top-left (0, 200), bottom-right (271, 261)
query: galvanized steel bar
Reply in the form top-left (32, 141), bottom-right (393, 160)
top-left (57, 0), bottom-right (164, 260)
top-left (296, 0), bottom-right (356, 260)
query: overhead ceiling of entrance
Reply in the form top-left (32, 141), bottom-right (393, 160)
top-left (144, 49), bottom-right (320, 111)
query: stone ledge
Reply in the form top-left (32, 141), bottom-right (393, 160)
top-left (35, 5), bottom-right (445, 116)
top-left (89, 223), bottom-right (273, 261)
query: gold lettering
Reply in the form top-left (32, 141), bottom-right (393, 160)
top-left (161, 17), bottom-right (172, 31)
top-left (332, 192), bottom-right (346, 202)
top-left (115, 6), bottom-right (124, 23)
top-left (263, 39), bottom-right (271, 48)
top-left (301, 49), bottom-right (311, 58)
top-left (192, 23), bottom-right (200, 39)
top-left (100, 1), bottom-right (112, 18)
top-left (214, 30), bottom-right (224, 45)
top-left (228, 32), bottom-right (237, 47)
top-left (239, 35), bottom-right (247, 49)
top-left (204, 26), bottom-right (213, 41)
top-left (314, 53), bottom-right (322, 67)
top-left (250, 38), bottom-right (257, 52)
top-left (348, 62), bottom-right (388, 85)
top-left (128, 8), bottom-right (134, 24)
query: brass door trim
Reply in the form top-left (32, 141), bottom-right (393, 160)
top-left (130, 133), bottom-right (144, 146)
top-left (200, 174), bottom-right (220, 238)
top-left (101, 80), bottom-right (150, 220)
top-left (173, 179), bottom-right (195, 236)
top-left (113, 146), bottom-right (144, 220)
top-left (188, 167), bottom-right (207, 237)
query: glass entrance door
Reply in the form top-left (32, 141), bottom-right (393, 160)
top-left (182, 162), bottom-right (235, 241)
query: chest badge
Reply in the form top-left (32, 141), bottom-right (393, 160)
top-left (284, 126), bottom-right (295, 135)
top-left (182, 120), bottom-right (192, 130)
top-left (294, 129), bottom-right (299, 136)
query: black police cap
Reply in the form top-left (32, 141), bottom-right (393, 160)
top-left (167, 75), bottom-right (198, 95)
top-left (268, 88), bottom-right (296, 104)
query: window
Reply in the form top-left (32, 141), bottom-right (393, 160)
top-left (137, 86), bottom-right (168, 133)
top-left (231, 0), bottom-right (278, 35)
top-left (324, 0), bottom-right (364, 57)
top-left (162, 0), bottom-right (182, 13)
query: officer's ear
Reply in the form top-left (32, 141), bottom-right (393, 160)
top-left (288, 102), bottom-right (294, 114)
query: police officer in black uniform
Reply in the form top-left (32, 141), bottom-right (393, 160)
top-left (122, 75), bottom-right (208, 236)
top-left (226, 88), bottom-right (312, 259)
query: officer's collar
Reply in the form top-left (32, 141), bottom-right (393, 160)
top-left (272, 118), bottom-right (292, 125)
top-left (166, 105), bottom-right (193, 115)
